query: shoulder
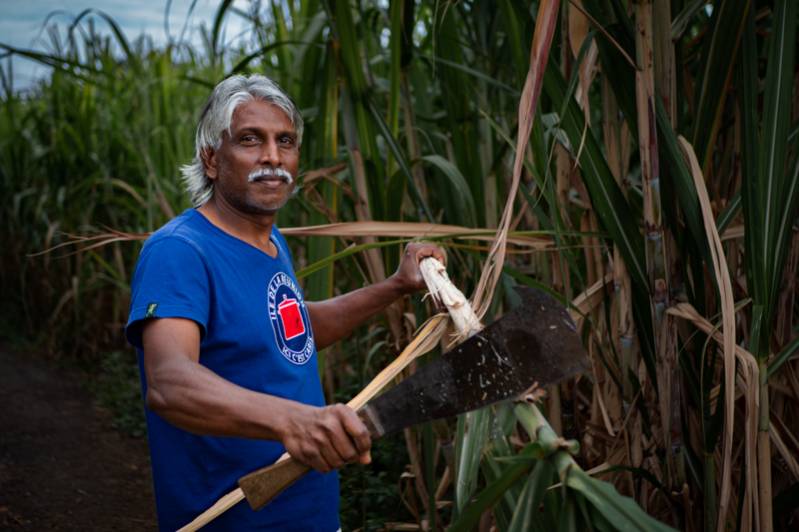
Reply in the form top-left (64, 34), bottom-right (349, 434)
top-left (142, 210), bottom-right (209, 259)
top-left (132, 213), bottom-right (213, 284)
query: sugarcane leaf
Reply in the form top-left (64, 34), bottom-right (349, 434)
top-left (671, 0), bottom-right (710, 39)
top-left (716, 193), bottom-right (741, 234)
top-left (454, 408), bottom-right (492, 514)
top-left (481, 447), bottom-right (519, 530)
top-left (210, 0), bottom-right (235, 63)
top-left (581, 3), bottom-right (638, 139)
top-left (420, 54), bottom-right (519, 95)
top-left (558, 493), bottom-right (578, 532)
top-left (367, 100), bottom-right (433, 221)
top-left (767, 333), bottom-right (799, 380)
top-left (588, 505), bottom-right (615, 532)
top-left (498, 0), bottom-right (527, 84)
top-left (329, 0), bottom-right (366, 97)
top-left (690, 0), bottom-right (750, 172)
top-left (387, 0), bottom-right (404, 137)
top-left (741, 0), bottom-right (798, 356)
top-left (565, 468), bottom-right (677, 532)
top-left (0, 44), bottom-right (109, 84)
top-left (759, 0), bottom-right (797, 297)
top-left (420, 154), bottom-right (477, 227)
top-left (507, 460), bottom-right (555, 532)
top-left (294, 237), bottom-right (407, 279)
top-left (228, 41), bottom-right (317, 76)
top-left (68, 8), bottom-right (134, 65)
top-left (449, 441), bottom-right (537, 532)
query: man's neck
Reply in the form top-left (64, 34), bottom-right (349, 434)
top-left (197, 197), bottom-right (277, 257)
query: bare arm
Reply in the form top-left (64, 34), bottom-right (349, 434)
top-left (306, 277), bottom-right (405, 349)
top-left (141, 317), bottom-right (371, 472)
top-left (306, 242), bottom-right (446, 349)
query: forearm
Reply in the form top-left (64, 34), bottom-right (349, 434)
top-left (141, 317), bottom-right (372, 472)
top-left (145, 355), bottom-right (296, 440)
top-left (307, 275), bottom-right (407, 349)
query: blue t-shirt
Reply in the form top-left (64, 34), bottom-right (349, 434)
top-left (126, 209), bottom-right (339, 531)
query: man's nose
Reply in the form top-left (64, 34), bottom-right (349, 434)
top-left (259, 139), bottom-right (281, 166)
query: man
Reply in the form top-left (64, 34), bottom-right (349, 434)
top-left (126, 74), bottom-right (445, 531)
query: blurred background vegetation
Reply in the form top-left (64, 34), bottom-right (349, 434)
top-left (1, 0), bottom-right (798, 530)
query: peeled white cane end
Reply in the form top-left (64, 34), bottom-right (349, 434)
top-left (419, 257), bottom-right (483, 340)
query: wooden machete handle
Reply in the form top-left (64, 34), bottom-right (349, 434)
top-left (238, 408), bottom-right (382, 511)
top-left (238, 457), bottom-right (310, 511)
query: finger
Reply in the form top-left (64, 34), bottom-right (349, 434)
top-left (310, 411), bottom-right (346, 470)
top-left (423, 249), bottom-right (445, 266)
top-left (311, 452), bottom-right (332, 473)
top-left (328, 428), bottom-right (359, 466)
top-left (417, 243), bottom-right (445, 262)
top-left (294, 446), bottom-right (329, 473)
top-left (339, 408), bottom-right (372, 456)
top-left (433, 246), bottom-right (446, 265)
top-left (322, 406), bottom-right (361, 465)
top-left (414, 246), bottom-right (437, 264)
top-left (285, 406), bottom-right (339, 472)
top-left (318, 438), bottom-right (345, 471)
top-left (327, 407), bottom-right (368, 464)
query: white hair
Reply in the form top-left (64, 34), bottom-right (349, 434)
top-left (180, 74), bottom-right (303, 206)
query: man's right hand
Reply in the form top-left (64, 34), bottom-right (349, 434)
top-left (279, 403), bottom-right (372, 473)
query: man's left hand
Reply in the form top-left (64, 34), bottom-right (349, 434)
top-left (390, 242), bottom-right (447, 295)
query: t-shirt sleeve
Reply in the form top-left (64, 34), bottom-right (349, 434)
top-left (125, 237), bottom-right (210, 349)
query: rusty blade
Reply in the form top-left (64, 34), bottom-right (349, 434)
top-left (358, 286), bottom-right (589, 437)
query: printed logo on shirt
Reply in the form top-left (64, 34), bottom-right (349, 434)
top-left (267, 272), bottom-right (314, 365)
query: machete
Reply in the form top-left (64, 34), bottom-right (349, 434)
top-left (238, 286), bottom-right (588, 511)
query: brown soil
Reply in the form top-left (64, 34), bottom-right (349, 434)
top-left (0, 348), bottom-right (156, 531)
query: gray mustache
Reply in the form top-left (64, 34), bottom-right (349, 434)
top-left (247, 167), bottom-right (294, 184)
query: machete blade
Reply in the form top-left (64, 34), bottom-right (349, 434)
top-left (359, 286), bottom-right (588, 437)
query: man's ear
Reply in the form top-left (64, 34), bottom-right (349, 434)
top-left (200, 148), bottom-right (218, 180)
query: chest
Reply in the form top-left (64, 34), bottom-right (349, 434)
top-left (198, 250), bottom-right (318, 392)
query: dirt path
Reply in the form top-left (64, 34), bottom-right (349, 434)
top-left (0, 348), bottom-right (156, 531)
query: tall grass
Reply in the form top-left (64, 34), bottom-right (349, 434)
top-left (2, 1), bottom-right (798, 530)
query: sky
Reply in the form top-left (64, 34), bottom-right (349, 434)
top-left (1, 0), bottom-right (250, 90)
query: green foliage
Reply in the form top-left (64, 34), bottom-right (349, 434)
top-left (338, 434), bottom-right (410, 531)
top-left (740, 0), bottom-right (799, 358)
top-left (89, 350), bottom-right (146, 438)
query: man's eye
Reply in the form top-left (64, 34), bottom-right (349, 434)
top-left (240, 135), bottom-right (259, 144)
top-left (280, 136), bottom-right (296, 146)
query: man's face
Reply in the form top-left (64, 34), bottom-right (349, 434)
top-left (203, 99), bottom-right (299, 216)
